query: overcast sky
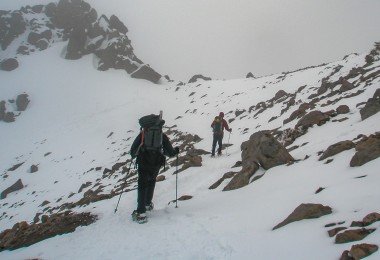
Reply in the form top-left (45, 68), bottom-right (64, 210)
top-left (2, 0), bottom-right (380, 81)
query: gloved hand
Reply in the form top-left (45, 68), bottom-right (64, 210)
top-left (175, 147), bottom-right (180, 154)
top-left (228, 128), bottom-right (232, 132)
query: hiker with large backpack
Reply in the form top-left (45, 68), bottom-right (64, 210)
top-left (130, 113), bottom-right (179, 223)
top-left (211, 112), bottom-right (232, 157)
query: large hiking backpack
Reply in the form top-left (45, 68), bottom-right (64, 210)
top-left (213, 116), bottom-right (223, 134)
top-left (137, 114), bottom-right (165, 166)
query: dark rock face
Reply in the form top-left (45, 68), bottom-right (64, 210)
top-left (273, 203), bottom-right (332, 230)
top-left (223, 131), bottom-right (293, 191)
top-left (0, 0), bottom-right (162, 83)
top-left (0, 211), bottom-right (97, 251)
top-left (360, 88), bottom-right (380, 120)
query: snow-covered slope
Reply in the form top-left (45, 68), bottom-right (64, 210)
top-left (1, 36), bottom-right (380, 259)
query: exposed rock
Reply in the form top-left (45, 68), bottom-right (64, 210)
top-left (30, 165), bottom-right (39, 173)
top-left (156, 175), bottom-right (165, 182)
top-left (0, 101), bottom-right (5, 120)
top-left (0, 58), bottom-right (19, 71)
top-left (224, 131), bottom-right (294, 191)
top-left (188, 74), bottom-right (212, 83)
top-left (362, 212), bottom-right (380, 226)
top-left (0, 11), bottom-right (26, 50)
top-left (360, 88), bottom-right (380, 120)
top-left (335, 228), bottom-right (376, 244)
top-left (350, 243), bottom-right (378, 260)
top-left (131, 65), bottom-right (162, 84)
top-left (274, 90), bottom-right (287, 101)
top-left (336, 105), bottom-right (350, 114)
top-left (339, 250), bottom-right (354, 260)
top-left (109, 15), bottom-right (128, 34)
top-left (178, 195), bottom-right (192, 201)
top-left (1, 179), bottom-right (24, 199)
top-left (295, 110), bottom-right (330, 129)
top-left (3, 112), bottom-right (15, 123)
top-left (209, 172), bottom-right (236, 190)
top-left (246, 72), bottom-right (255, 78)
top-left (273, 203), bottom-right (332, 230)
top-left (328, 227), bottom-right (347, 237)
top-left (0, 211), bottom-right (97, 251)
top-left (319, 140), bottom-right (355, 161)
top-left (242, 130), bottom-right (294, 170)
top-left (350, 133), bottom-right (380, 167)
top-left (16, 93), bottom-right (30, 111)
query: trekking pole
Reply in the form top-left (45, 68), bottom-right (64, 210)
top-left (175, 154), bottom-right (178, 208)
top-left (226, 132), bottom-right (231, 156)
top-left (114, 159), bottom-right (134, 213)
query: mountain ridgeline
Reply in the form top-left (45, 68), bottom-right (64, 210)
top-left (0, 0), bottom-right (162, 83)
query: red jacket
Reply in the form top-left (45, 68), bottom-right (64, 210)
top-left (211, 116), bottom-right (231, 134)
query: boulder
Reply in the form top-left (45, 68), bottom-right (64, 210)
top-left (350, 133), bottom-right (380, 167)
top-left (109, 15), bottom-right (128, 34)
top-left (0, 58), bottom-right (19, 71)
top-left (335, 228), bottom-right (376, 244)
top-left (3, 112), bottom-right (15, 123)
top-left (273, 203), bottom-right (332, 230)
top-left (295, 110), bottom-right (330, 129)
top-left (362, 212), bottom-right (380, 226)
top-left (336, 105), bottom-right (350, 114)
top-left (131, 65), bottom-right (162, 84)
top-left (360, 88), bottom-right (380, 120)
top-left (319, 140), bottom-right (355, 161)
top-left (16, 93), bottom-right (30, 111)
top-left (350, 243), bottom-right (378, 260)
top-left (1, 179), bottom-right (24, 199)
top-left (223, 131), bottom-right (293, 191)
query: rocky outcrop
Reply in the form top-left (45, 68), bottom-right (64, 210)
top-left (335, 228), bottom-right (376, 244)
top-left (295, 110), bottom-right (330, 129)
top-left (223, 131), bottom-right (293, 191)
top-left (350, 133), bottom-right (380, 167)
top-left (16, 93), bottom-right (30, 111)
top-left (273, 203), bottom-right (332, 230)
top-left (0, 58), bottom-right (19, 71)
top-left (0, 0), bottom-right (161, 83)
top-left (1, 179), bottom-right (24, 199)
top-left (0, 211), bottom-right (97, 251)
top-left (360, 88), bottom-right (380, 120)
top-left (188, 74), bottom-right (212, 83)
top-left (319, 140), bottom-right (355, 161)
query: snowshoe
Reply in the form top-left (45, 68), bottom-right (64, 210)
top-left (131, 210), bottom-right (148, 224)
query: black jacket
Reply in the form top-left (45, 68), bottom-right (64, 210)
top-left (130, 132), bottom-right (178, 168)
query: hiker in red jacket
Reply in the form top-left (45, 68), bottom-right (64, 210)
top-left (211, 112), bottom-right (232, 156)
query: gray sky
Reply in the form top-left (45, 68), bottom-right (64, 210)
top-left (3, 0), bottom-right (380, 81)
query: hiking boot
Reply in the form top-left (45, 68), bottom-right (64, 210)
top-left (131, 210), bottom-right (148, 224)
top-left (146, 202), bottom-right (154, 211)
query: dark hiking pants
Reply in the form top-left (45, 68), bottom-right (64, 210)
top-left (137, 166), bottom-right (159, 214)
top-left (212, 133), bottom-right (223, 155)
